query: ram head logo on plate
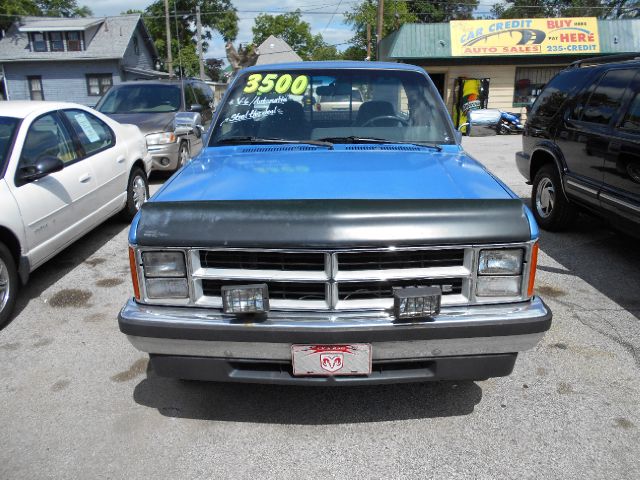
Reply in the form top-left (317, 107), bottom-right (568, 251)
top-left (320, 353), bottom-right (344, 373)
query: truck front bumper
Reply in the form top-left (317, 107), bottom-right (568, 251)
top-left (119, 296), bottom-right (551, 385)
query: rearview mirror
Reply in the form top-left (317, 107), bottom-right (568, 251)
top-left (18, 156), bottom-right (64, 182)
top-left (175, 112), bottom-right (203, 137)
top-left (459, 109), bottom-right (501, 137)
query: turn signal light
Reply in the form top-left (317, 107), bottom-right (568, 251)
top-left (129, 247), bottom-right (141, 301)
top-left (528, 242), bottom-right (539, 297)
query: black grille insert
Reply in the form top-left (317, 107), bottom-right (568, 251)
top-left (338, 278), bottom-right (463, 300)
top-left (200, 251), bottom-right (325, 271)
top-left (202, 279), bottom-right (326, 301)
top-left (337, 249), bottom-right (464, 271)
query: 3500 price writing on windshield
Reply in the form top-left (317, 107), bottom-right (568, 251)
top-left (243, 73), bottom-right (309, 95)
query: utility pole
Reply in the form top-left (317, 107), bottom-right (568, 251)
top-left (376, 0), bottom-right (384, 60)
top-left (196, 5), bottom-right (205, 80)
top-left (164, 0), bottom-right (173, 78)
top-left (366, 23), bottom-right (371, 60)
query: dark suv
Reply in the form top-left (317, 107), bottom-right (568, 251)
top-left (516, 55), bottom-right (640, 234)
top-left (96, 78), bottom-right (214, 172)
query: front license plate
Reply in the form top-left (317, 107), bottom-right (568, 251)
top-left (292, 344), bottom-right (372, 376)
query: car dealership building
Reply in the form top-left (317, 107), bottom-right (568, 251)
top-left (380, 17), bottom-right (639, 127)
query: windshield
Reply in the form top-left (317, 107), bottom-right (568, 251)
top-left (0, 117), bottom-right (19, 176)
top-left (96, 84), bottom-right (182, 114)
top-left (209, 69), bottom-right (455, 146)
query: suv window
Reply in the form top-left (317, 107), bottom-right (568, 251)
top-left (184, 85), bottom-right (198, 108)
top-left (621, 89), bottom-right (640, 132)
top-left (580, 69), bottom-right (636, 125)
top-left (62, 109), bottom-right (114, 156)
top-left (528, 68), bottom-right (588, 122)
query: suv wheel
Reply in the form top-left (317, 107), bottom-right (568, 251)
top-left (0, 242), bottom-right (18, 329)
top-left (121, 167), bottom-right (149, 221)
top-left (532, 164), bottom-right (575, 231)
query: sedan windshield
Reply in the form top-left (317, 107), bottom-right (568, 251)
top-left (209, 69), bottom-right (455, 146)
top-left (0, 117), bottom-right (19, 175)
top-left (97, 84), bottom-right (182, 114)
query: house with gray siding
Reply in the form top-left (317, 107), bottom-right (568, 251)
top-left (0, 15), bottom-right (166, 105)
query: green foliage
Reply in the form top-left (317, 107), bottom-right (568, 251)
top-left (251, 9), bottom-right (340, 61)
top-left (491, 0), bottom-right (639, 19)
top-left (0, 0), bottom-right (91, 33)
top-left (408, 0), bottom-right (478, 22)
top-left (143, 0), bottom-right (239, 77)
top-left (343, 1), bottom-right (417, 60)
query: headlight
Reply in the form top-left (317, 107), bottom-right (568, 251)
top-left (141, 251), bottom-right (188, 299)
top-left (146, 132), bottom-right (176, 146)
top-left (478, 249), bottom-right (523, 275)
top-left (142, 251), bottom-right (186, 277)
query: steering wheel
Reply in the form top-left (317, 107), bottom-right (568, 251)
top-left (361, 115), bottom-right (410, 127)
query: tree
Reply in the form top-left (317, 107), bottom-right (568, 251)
top-left (204, 58), bottom-right (224, 82)
top-left (491, 0), bottom-right (639, 19)
top-left (408, 0), bottom-right (478, 23)
top-left (251, 10), bottom-right (334, 61)
top-left (0, 0), bottom-right (91, 34)
top-left (143, 0), bottom-right (239, 76)
top-left (343, 1), bottom-right (416, 61)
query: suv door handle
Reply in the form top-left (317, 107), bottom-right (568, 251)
top-left (79, 173), bottom-right (91, 183)
top-left (116, 156), bottom-right (126, 164)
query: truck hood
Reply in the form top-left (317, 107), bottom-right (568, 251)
top-left (154, 145), bottom-right (515, 201)
top-left (101, 112), bottom-right (174, 135)
top-left (133, 145), bottom-right (535, 248)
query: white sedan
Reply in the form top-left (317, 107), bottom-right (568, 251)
top-left (0, 101), bottom-right (151, 327)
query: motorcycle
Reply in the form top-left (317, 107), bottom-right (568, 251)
top-left (496, 111), bottom-right (524, 135)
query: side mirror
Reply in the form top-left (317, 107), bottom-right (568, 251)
top-left (18, 156), bottom-right (64, 182)
top-left (174, 111), bottom-right (203, 136)
top-left (189, 104), bottom-right (203, 113)
top-left (459, 109), bottom-right (501, 137)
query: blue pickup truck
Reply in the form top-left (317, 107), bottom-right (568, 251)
top-left (118, 62), bottom-right (551, 385)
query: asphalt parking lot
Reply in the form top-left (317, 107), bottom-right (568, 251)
top-left (1, 135), bottom-right (639, 479)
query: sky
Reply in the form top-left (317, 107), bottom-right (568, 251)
top-left (82, 0), bottom-right (500, 62)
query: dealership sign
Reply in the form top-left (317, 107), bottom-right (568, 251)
top-left (450, 17), bottom-right (600, 56)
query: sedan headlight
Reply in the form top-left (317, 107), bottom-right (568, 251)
top-left (476, 248), bottom-right (524, 298)
top-left (141, 251), bottom-right (188, 299)
top-left (146, 132), bottom-right (176, 146)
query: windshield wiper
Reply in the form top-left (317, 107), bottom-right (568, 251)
top-left (317, 136), bottom-right (442, 151)
top-left (215, 136), bottom-right (333, 149)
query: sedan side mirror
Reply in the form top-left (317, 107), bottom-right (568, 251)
top-left (174, 112), bottom-right (203, 137)
top-left (18, 156), bottom-right (64, 182)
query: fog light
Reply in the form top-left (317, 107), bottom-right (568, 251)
top-left (160, 157), bottom-right (170, 166)
top-left (393, 286), bottom-right (441, 320)
top-left (222, 284), bottom-right (269, 314)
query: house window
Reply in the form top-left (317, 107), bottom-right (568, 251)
top-left (50, 32), bottom-right (64, 52)
top-left (513, 67), bottom-right (563, 107)
top-left (67, 32), bottom-right (82, 51)
top-left (86, 74), bottom-right (113, 96)
top-left (28, 76), bottom-right (44, 100)
top-left (32, 33), bottom-right (47, 52)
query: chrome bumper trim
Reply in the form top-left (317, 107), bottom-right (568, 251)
top-left (128, 332), bottom-right (544, 360)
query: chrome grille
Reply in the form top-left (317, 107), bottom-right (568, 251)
top-left (190, 247), bottom-right (473, 311)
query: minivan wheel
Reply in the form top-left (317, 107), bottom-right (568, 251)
top-left (121, 167), bottom-right (149, 221)
top-left (532, 164), bottom-right (575, 231)
top-left (0, 242), bottom-right (18, 329)
top-left (178, 142), bottom-right (190, 169)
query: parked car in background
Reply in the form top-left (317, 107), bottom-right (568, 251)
top-left (516, 54), bottom-right (640, 234)
top-left (96, 79), bottom-right (214, 172)
top-left (119, 62), bottom-right (551, 385)
top-left (0, 101), bottom-right (151, 327)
